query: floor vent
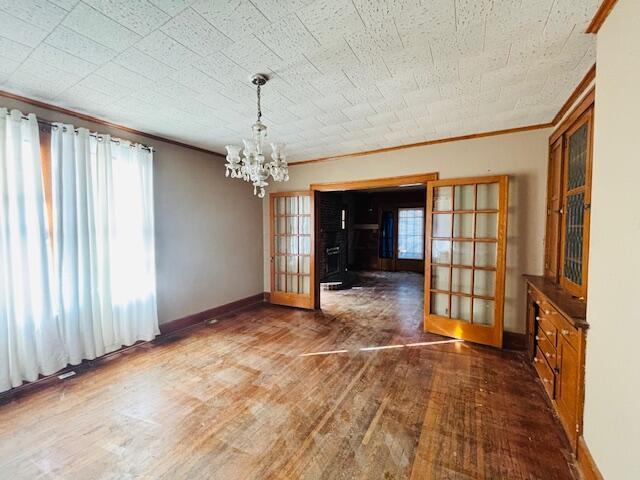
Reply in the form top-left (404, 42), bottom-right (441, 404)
top-left (58, 371), bottom-right (76, 380)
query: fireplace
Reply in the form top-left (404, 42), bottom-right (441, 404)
top-left (326, 246), bottom-right (340, 277)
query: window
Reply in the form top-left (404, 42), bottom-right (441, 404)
top-left (397, 208), bottom-right (424, 260)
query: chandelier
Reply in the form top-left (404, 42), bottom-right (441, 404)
top-left (224, 74), bottom-right (289, 198)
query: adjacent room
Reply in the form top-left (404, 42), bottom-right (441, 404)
top-left (314, 185), bottom-right (426, 307)
top-left (0, 1), bottom-right (637, 479)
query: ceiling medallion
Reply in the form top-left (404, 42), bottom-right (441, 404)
top-left (224, 73), bottom-right (289, 198)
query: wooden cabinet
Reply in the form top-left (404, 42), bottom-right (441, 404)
top-left (544, 99), bottom-right (594, 299)
top-left (525, 276), bottom-right (588, 451)
top-left (557, 333), bottom-right (580, 441)
top-left (527, 89), bottom-right (593, 458)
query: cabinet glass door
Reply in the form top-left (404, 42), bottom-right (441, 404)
top-left (560, 110), bottom-right (592, 298)
top-left (270, 191), bottom-right (315, 309)
top-left (424, 176), bottom-right (508, 348)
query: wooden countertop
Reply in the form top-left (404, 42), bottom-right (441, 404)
top-left (524, 275), bottom-right (589, 329)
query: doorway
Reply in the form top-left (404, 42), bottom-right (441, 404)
top-left (310, 174), bottom-right (437, 309)
top-left (270, 173), bottom-right (509, 349)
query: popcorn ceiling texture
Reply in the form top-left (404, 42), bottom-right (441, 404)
top-left (0, 0), bottom-right (599, 161)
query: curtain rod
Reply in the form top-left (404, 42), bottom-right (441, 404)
top-left (20, 114), bottom-right (153, 152)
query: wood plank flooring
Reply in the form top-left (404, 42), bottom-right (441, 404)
top-left (0, 271), bottom-right (577, 479)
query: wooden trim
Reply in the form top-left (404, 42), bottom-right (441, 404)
top-left (586, 0), bottom-right (619, 33)
top-left (551, 65), bottom-right (596, 126)
top-left (159, 293), bottom-right (265, 334)
top-left (269, 190), bottom-right (314, 197)
top-left (310, 173), bottom-right (438, 192)
top-left (550, 87), bottom-right (596, 145)
top-left (0, 293), bottom-right (266, 402)
top-left (289, 65), bottom-right (595, 169)
top-left (577, 436), bottom-right (605, 480)
top-left (292, 124), bottom-right (552, 167)
top-left (0, 89), bottom-right (222, 157)
top-left (503, 332), bottom-right (527, 351)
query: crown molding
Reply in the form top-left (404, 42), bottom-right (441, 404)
top-left (0, 90), bottom-right (223, 157)
top-left (290, 63), bottom-right (597, 167)
top-left (552, 64), bottom-right (596, 126)
top-left (586, 0), bottom-right (619, 33)
top-left (289, 123), bottom-right (553, 167)
top-left (2, 61), bottom-right (597, 167)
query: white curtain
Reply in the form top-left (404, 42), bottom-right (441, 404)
top-left (0, 109), bottom-right (67, 391)
top-left (52, 124), bottom-right (158, 365)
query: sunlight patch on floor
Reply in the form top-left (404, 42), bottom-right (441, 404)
top-left (299, 339), bottom-right (463, 357)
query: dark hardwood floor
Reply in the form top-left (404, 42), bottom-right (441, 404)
top-left (0, 271), bottom-right (577, 479)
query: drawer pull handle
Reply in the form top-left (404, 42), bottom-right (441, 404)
top-left (535, 335), bottom-right (539, 341)
top-left (545, 331), bottom-right (553, 336)
top-left (534, 358), bottom-right (539, 363)
top-left (544, 310), bottom-right (551, 315)
top-left (542, 378), bottom-right (550, 384)
top-left (562, 329), bottom-right (570, 335)
top-left (545, 352), bottom-right (552, 358)
top-left (535, 316), bottom-right (540, 320)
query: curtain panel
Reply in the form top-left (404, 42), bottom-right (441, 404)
top-left (0, 109), bottom-right (67, 392)
top-left (52, 124), bottom-right (159, 365)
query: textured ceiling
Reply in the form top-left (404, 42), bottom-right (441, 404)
top-left (0, 0), bottom-right (599, 162)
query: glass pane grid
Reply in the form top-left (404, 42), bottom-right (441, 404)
top-left (563, 191), bottom-right (584, 285)
top-left (428, 182), bottom-right (498, 326)
top-left (273, 195), bottom-right (312, 295)
top-left (568, 124), bottom-right (587, 190)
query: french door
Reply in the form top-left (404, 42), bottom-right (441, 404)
top-left (269, 191), bottom-right (315, 309)
top-left (424, 176), bottom-right (508, 348)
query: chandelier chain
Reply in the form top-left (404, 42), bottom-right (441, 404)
top-left (256, 84), bottom-right (262, 122)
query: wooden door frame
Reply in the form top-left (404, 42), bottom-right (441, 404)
top-left (310, 173), bottom-right (438, 309)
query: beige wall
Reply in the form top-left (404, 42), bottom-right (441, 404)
top-left (583, 0), bottom-right (640, 477)
top-left (263, 128), bottom-right (551, 333)
top-left (1, 96), bottom-right (264, 325)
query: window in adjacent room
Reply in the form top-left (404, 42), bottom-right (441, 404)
top-left (398, 208), bottom-right (424, 260)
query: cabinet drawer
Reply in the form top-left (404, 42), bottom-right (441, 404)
top-left (536, 297), bottom-right (554, 315)
top-left (537, 314), bottom-right (557, 348)
top-left (534, 347), bottom-right (555, 398)
top-left (527, 287), bottom-right (541, 305)
top-left (537, 330), bottom-right (557, 369)
top-left (556, 315), bottom-right (580, 351)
